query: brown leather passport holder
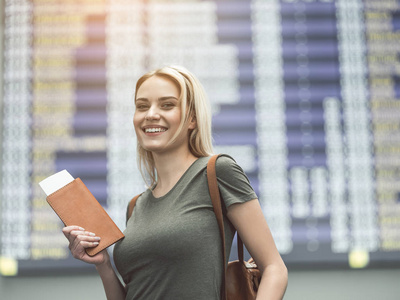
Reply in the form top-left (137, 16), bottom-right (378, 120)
top-left (46, 178), bottom-right (124, 256)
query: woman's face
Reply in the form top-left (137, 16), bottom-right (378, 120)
top-left (134, 75), bottom-right (195, 154)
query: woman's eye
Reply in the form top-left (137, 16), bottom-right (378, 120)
top-left (162, 103), bottom-right (174, 109)
top-left (136, 104), bottom-right (148, 110)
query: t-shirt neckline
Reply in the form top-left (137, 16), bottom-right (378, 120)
top-left (149, 156), bottom-right (206, 201)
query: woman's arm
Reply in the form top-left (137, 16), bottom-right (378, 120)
top-left (95, 259), bottom-right (126, 300)
top-left (62, 226), bottom-right (126, 300)
top-left (227, 199), bottom-right (288, 300)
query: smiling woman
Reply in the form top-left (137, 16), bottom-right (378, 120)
top-left (133, 66), bottom-right (214, 187)
top-left (61, 66), bottom-right (288, 300)
top-left (133, 75), bottom-right (195, 164)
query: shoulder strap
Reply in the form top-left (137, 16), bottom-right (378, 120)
top-left (207, 154), bottom-right (244, 300)
top-left (127, 193), bottom-right (142, 221)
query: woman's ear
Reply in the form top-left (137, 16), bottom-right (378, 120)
top-left (188, 115), bottom-right (197, 130)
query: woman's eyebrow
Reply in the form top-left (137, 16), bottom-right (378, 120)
top-left (158, 96), bottom-right (179, 101)
top-left (135, 96), bottom-right (178, 102)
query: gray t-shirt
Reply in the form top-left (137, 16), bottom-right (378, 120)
top-left (113, 155), bottom-right (258, 300)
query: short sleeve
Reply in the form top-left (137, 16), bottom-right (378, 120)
top-left (214, 155), bottom-right (258, 208)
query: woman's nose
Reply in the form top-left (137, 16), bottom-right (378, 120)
top-left (145, 106), bottom-right (160, 121)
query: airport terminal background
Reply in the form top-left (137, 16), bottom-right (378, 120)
top-left (1, 0), bottom-right (400, 299)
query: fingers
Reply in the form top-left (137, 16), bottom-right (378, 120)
top-left (61, 226), bottom-right (107, 265)
top-left (62, 225), bottom-right (85, 238)
top-left (63, 226), bottom-right (99, 242)
top-left (73, 239), bottom-right (100, 250)
top-left (71, 234), bottom-right (101, 250)
top-left (62, 226), bottom-right (101, 255)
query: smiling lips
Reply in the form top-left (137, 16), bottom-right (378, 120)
top-left (144, 127), bottom-right (167, 133)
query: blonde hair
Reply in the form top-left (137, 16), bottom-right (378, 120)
top-left (134, 65), bottom-right (214, 187)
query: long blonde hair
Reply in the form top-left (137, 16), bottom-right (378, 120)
top-left (134, 66), bottom-right (214, 187)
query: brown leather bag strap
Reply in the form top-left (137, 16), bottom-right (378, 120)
top-left (207, 154), bottom-right (227, 299)
top-left (126, 193), bottom-right (142, 221)
top-left (207, 154), bottom-right (245, 300)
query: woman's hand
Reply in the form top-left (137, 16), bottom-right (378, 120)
top-left (62, 225), bottom-right (109, 266)
top-left (63, 226), bottom-right (127, 299)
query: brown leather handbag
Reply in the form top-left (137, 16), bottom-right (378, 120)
top-left (207, 154), bottom-right (261, 300)
top-left (127, 154), bottom-right (261, 299)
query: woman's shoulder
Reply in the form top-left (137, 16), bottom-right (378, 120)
top-left (214, 154), bottom-right (236, 166)
top-left (211, 154), bottom-right (257, 204)
top-left (211, 154), bottom-right (248, 181)
top-left (214, 154), bottom-right (239, 172)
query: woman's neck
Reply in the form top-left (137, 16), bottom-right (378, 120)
top-left (152, 149), bottom-right (198, 197)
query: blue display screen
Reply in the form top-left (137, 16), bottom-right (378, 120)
top-left (1, 0), bottom-right (399, 275)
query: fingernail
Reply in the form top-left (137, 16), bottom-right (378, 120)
top-left (89, 232), bottom-right (96, 236)
top-left (94, 237), bottom-right (101, 241)
top-left (93, 242), bottom-right (99, 245)
top-left (79, 227), bottom-right (85, 231)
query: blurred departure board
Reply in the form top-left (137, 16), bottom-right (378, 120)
top-left (1, 0), bottom-right (400, 275)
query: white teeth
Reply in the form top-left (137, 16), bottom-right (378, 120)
top-left (145, 128), bottom-right (166, 133)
